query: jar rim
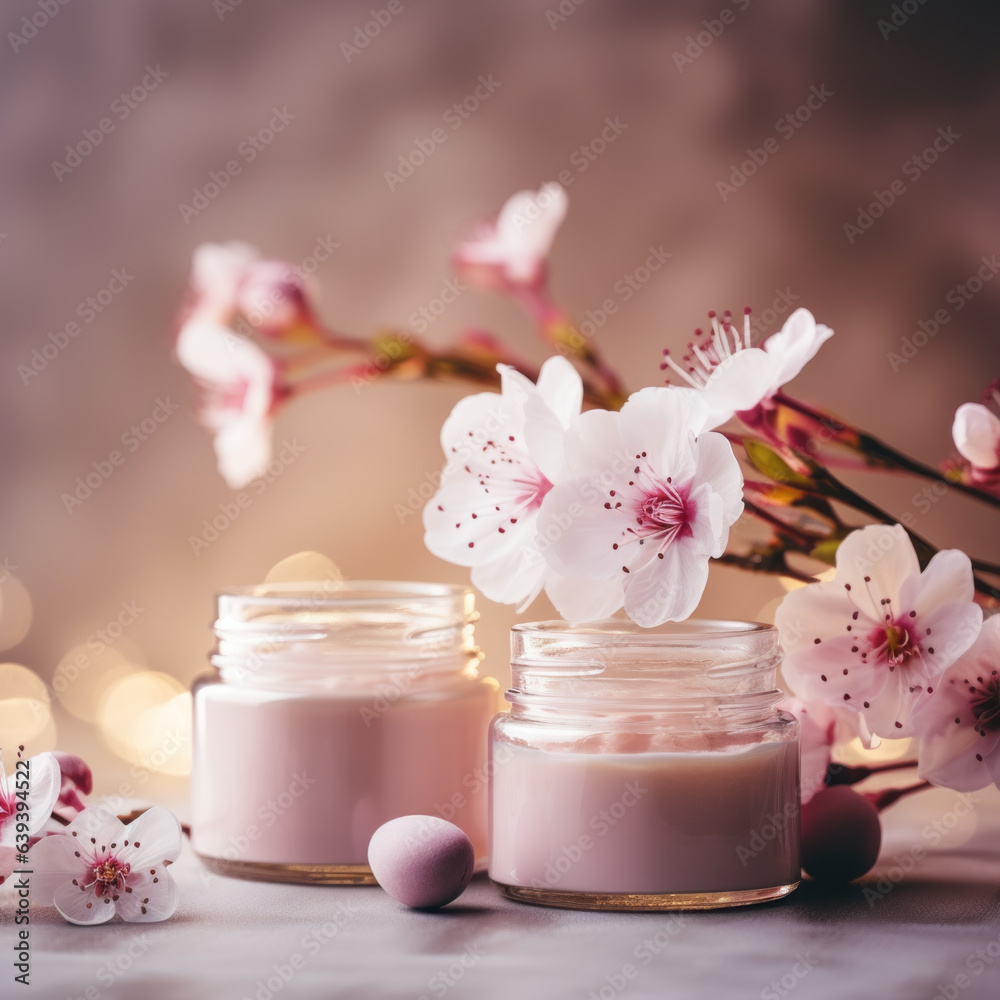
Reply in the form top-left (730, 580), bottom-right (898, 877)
top-left (216, 579), bottom-right (472, 613)
top-left (512, 618), bottom-right (775, 643)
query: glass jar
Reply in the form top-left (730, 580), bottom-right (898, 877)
top-left (191, 581), bottom-right (498, 884)
top-left (489, 619), bottom-right (800, 910)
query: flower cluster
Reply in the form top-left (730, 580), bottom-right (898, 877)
top-left (1, 748), bottom-right (181, 925)
top-left (776, 524), bottom-right (996, 796)
top-left (424, 359), bottom-right (744, 624)
top-left (174, 182), bottom-right (1000, 817)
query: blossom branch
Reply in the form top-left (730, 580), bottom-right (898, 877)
top-left (772, 391), bottom-right (1000, 511)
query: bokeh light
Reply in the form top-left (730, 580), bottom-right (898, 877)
top-left (0, 663), bottom-right (55, 769)
top-left (98, 671), bottom-right (191, 776)
top-left (265, 551), bottom-right (343, 584)
top-left (54, 644), bottom-right (142, 722)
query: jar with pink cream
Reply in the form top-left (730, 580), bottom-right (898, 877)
top-left (489, 619), bottom-right (800, 910)
top-left (191, 581), bottom-right (498, 884)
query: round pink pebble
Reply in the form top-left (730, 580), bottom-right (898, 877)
top-left (367, 815), bottom-right (475, 909)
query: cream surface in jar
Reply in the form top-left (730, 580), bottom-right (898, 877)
top-left (489, 620), bottom-right (800, 910)
top-left (191, 582), bottom-right (497, 883)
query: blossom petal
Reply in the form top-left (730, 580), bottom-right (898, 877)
top-left (54, 878), bottom-right (116, 926)
top-left (619, 388), bottom-right (700, 483)
top-left (912, 616), bottom-right (1000, 790)
top-left (700, 349), bottom-right (782, 427)
top-left (534, 355), bottom-right (583, 430)
top-left (563, 408), bottom-right (624, 477)
top-left (544, 573), bottom-right (623, 623)
top-left (117, 869), bottom-right (179, 923)
top-left (214, 418), bottom-right (273, 490)
top-left (900, 548), bottom-right (976, 614)
top-left (119, 807), bottom-right (183, 871)
top-left (833, 524), bottom-right (917, 614)
top-left (537, 480), bottom-right (624, 581)
top-left (624, 541), bottom-right (708, 626)
top-left (762, 309), bottom-right (834, 391)
top-left (523, 357), bottom-right (583, 482)
top-left (471, 545), bottom-right (547, 610)
top-left (28, 833), bottom-right (82, 902)
top-left (909, 600), bottom-right (982, 676)
top-left (190, 241), bottom-right (259, 322)
top-left (690, 432), bottom-right (744, 534)
top-left (953, 402), bottom-right (1000, 471)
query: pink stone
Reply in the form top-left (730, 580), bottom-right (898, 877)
top-left (368, 815), bottom-right (475, 909)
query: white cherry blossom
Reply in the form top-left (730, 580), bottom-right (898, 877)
top-left (30, 805), bottom-right (181, 925)
top-left (454, 183), bottom-right (567, 290)
top-left (537, 388), bottom-right (744, 626)
top-left (176, 320), bottom-right (278, 488)
top-left (912, 615), bottom-right (1000, 792)
top-left (661, 308), bottom-right (833, 430)
top-left (776, 524), bottom-right (983, 743)
top-left (0, 752), bottom-right (60, 886)
top-left (952, 400), bottom-right (1000, 490)
top-left (423, 356), bottom-right (615, 615)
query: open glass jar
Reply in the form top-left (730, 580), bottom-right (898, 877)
top-left (190, 581), bottom-right (498, 884)
top-left (489, 619), bottom-right (800, 910)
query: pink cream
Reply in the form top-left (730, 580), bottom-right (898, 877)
top-left (489, 739), bottom-right (799, 895)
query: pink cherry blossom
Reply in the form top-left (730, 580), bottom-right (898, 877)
top-left (776, 524), bottom-right (983, 743)
top-left (911, 615), bottom-right (1000, 792)
top-left (661, 308), bottom-right (833, 430)
top-left (187, 242), bottom-right (318, 336)
top-left (51, 752), bottom-right (93, 816)
top-left (176, 319), bottom-right (279, 488)
top-left (537, 388), bottom-right (744, 626)
top-left (188, 241), bottom-right (259, 324)
top-left (30, 805), bottom-right (181, 925)
top-left (952, 399), bottom-right (1000, 494)
top-left (423, 356), bottom-right (614, 614)
top-left (453, 183), bottom-right (567, 292)
top-left (0, 752), bottom-right (61, 886)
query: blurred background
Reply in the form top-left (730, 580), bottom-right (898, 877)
top-left (1, 0), bottom-right (999, 813)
